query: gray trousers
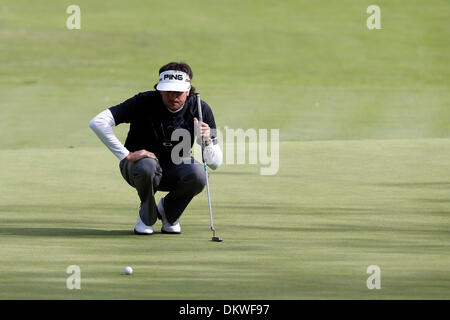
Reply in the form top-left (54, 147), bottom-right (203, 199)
top-left (119, 157), bottom-right (206, 226)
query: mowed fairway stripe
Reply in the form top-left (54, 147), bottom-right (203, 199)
top-left (0, 139), bottom-right (449, 299)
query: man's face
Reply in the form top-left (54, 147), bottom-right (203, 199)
top-left (160, 91), bottom-right (189, 111)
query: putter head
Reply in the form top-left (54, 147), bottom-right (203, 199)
top-left (212, 236), bottom-right (223, 242)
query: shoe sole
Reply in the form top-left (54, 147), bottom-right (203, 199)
top-left (161, 228), bottom-right (181, 234)
top-left (134, 228), bottom-right (154, 235)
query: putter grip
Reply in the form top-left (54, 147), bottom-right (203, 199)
top-left (196, 93), bottom-right (203, 122)
top-left (196, 93), bottom-right (206, 163)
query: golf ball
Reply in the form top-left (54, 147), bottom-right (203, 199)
top-left (124, 266), bottom-right (133, 275)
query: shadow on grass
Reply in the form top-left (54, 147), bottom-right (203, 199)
top-left (215, 203), bottom-right (381, 215)
top-left (0, 227), bottom-right (133, 237)
top-left (416, 198), bottom-right (450, 203)
top-left (226, 217), bottom-right (450, 235)
top-left (375, 182), bottom-right (450, 188)
top-left (0, 204), bottom-right (132, 213)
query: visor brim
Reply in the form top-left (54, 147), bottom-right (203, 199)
top-left (156, 82), bottom-right (190, 92)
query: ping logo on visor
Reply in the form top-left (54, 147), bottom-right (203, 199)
top-left (163, 74), bottom-right (183, 80)
top-left (156, 70), bottom-right (191, 92)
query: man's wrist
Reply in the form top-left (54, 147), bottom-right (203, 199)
top-left (125, 152), bottom-right (133, 161)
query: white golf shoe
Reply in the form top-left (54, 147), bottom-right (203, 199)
top-left (133, 215), bottom-right (154, 235)
top-left (158, 198), bottom-right (181, 234)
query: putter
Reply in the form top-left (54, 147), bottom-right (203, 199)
top-left (197, 93), bottom-right (223, 242)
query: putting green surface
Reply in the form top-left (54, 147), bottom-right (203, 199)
top-left (1, 0), bottom-right (449, 299)
top-left (1, 140), bottom-right (449, 299)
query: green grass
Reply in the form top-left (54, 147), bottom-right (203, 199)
top-left (0, 0), bottom-right (449, 299)
top-left (0, 140), bottom-right (449, 299)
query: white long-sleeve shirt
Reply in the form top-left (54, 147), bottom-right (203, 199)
top-left (89, 109), bottom-right (223, 169)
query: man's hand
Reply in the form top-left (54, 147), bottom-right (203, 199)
top-left (125, 150), bottom-right (158, 163)
top-left (194, 117), bottom-right (211, 146)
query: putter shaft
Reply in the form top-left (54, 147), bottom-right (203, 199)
top-left (197, 93), bottom-right (220, 241)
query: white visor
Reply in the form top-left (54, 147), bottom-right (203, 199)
top-left (156, 70), bottom-right (191, 92)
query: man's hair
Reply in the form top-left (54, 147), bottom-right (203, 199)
top-left (154, 61), bottom-right (196, 95)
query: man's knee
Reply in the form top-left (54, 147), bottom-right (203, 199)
top-left (134, 158), bottom-right (162, 179)
top-left (182, 164), bottom-right (206, 193)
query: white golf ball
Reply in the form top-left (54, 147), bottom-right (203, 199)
top-left (124, 266), bottom-right (133, 275)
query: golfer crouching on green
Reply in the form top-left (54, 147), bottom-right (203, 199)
top-left (89, 62), bottom-right (222, 235)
